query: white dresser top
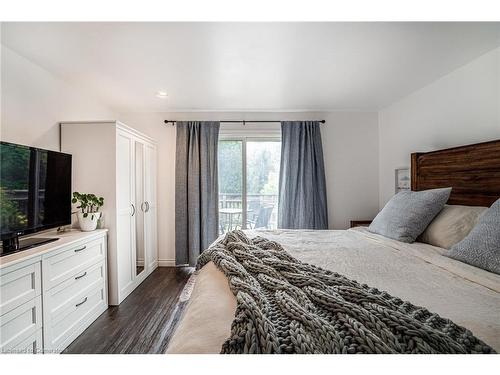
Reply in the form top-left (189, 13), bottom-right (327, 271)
top-left (0, 229), bottom-right (108, 268)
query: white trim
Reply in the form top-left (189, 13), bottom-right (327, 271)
top-left (116, 121), bottom-right (157, 144)
top-left (242, 139), bottom-right (247, 228)
top-left (59, 120), bottom-right (117, 124)
top-left (130, 108), bottom-right (375, 113)
top-left (158, 259), bottom-right (176, 267)
top-left (219, 123), bottom-right (282, 138)
top-left (219, 128), bottom-right (281, 138)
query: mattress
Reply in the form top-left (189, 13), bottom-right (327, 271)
top-left (166, 228), bottom-right (500, 353)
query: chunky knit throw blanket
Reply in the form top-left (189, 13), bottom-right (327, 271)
top-left (196, 231), bottom-right (495, 354)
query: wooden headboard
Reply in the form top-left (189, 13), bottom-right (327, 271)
top-left (411, 139), bottom-right (500, 207)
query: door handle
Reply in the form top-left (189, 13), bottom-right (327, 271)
top-left (75, 297), bottom-right (88, 308)
top-left (145, 201), bottom-right (150, 212)
top-left (131, 204), bottom-right (136, 216)
top-left (140, 202), bottom-right (146, 212)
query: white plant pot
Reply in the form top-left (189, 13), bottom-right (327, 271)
top-left (77, 212), bottom-right (101, 232)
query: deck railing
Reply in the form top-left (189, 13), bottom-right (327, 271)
top-left (219, 193), bottom-right (278, 209)
top-left (218, 193), bottom-right (278, 233)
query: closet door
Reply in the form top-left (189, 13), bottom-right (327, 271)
top-left (116, 130), bottom-right (136, 300)
top-left (144, 143), bottom-right (158, 271)
top-left (134, 141), bottom-right (146, 277)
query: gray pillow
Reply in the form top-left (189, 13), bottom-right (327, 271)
top-left (446, 199), bottom-right (500, 275)
top-left (368, 187), bottom-right (451, 243)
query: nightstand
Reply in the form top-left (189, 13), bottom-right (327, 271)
top-left (350, 220), bottom-right (372, 228)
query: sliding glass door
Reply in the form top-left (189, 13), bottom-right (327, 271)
top-left (218, 138), bottom-right (281, 234)
top-left (218, 140), bottom-right (243, 234)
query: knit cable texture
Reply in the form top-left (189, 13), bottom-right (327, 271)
top-left (196, 230), bottom-right (495, 354)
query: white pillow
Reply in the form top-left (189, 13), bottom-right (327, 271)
top-left (419, 205), bottom-right (487, 249)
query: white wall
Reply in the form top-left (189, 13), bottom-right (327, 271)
top-left (4, 37), bottom-right (498, 266)
top-left (118, 111), bottom-right (379, 265)
top-left (1, 45), bottom-right (115, 151)
top-left (378, 47), bottom-right (500, 208)
top-left (322, 112), bottom-right (379, 228)
top-left (0, 44), bottom-right (380, 265)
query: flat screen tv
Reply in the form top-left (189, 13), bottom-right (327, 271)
top-left (0, 141), bottom-right (72, 253)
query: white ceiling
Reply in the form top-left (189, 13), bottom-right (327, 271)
top-left (2, 22), bottom-right (499, 113)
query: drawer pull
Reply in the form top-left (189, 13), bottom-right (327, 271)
top-left (75, 271), bottom-right (87, 280)
top-left (74, 246), bottom-right (87, 253)
top-left (75, 297), bottom-right (88, 307)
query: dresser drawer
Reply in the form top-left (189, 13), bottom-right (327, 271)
top-left (0, 259), bottom-right (41, 316)
top-left (43, 236), bottom-right (106, 290)
top-left (0, 295), bottom-right (42, 353)
top-left (10, 328), bottom-right (43, 354)
top-left (44, 260), bottom-right (106, 318)
top-left (44, 282), bottom-right (107, 352)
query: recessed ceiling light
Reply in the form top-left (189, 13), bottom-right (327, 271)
top-left (156, 90), bottom-right (168, 98)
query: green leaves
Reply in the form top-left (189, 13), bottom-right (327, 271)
top-left (72, 191), bottom-right (104, 214)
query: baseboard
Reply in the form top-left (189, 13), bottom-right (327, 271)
top-left (158, 259), bottom-right (176, 267)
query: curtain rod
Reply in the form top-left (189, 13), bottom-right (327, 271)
top-left (163, 120), bottom-right (326, 126)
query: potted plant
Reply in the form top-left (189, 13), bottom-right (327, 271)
top-left (72, 192), bottom-right (104, 231)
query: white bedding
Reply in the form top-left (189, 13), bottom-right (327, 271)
top-left (167, 228), bottom-right (500, 353)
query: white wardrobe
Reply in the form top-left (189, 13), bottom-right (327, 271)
top-left (61, 121), bottom-right (158, 305)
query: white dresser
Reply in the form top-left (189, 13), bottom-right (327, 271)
top-left (0, 229), bottom-right (108, 354)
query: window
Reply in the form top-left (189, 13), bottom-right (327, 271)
top-left (218, 137), bottom-right (281, 234)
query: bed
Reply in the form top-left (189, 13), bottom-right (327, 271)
top-left (167, 140), bottom-right (500, 354)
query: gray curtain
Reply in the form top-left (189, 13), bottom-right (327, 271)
top-left (175, 121), bottom-right (220, 266)
top-left (278, 121), bottom-right (328, 229)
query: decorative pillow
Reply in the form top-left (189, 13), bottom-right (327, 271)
top-left (368, 187), bottom-right (451, 243)
top-left (446, 199), bottom-right (500, 275)
top-left (419, 205), bottom-right (488, 249)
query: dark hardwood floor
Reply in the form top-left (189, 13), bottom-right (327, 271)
top-left (63, 266), bottom-right (193, 354)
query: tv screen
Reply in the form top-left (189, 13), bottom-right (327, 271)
top-left (0, 141), bottom-right (72, 240)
